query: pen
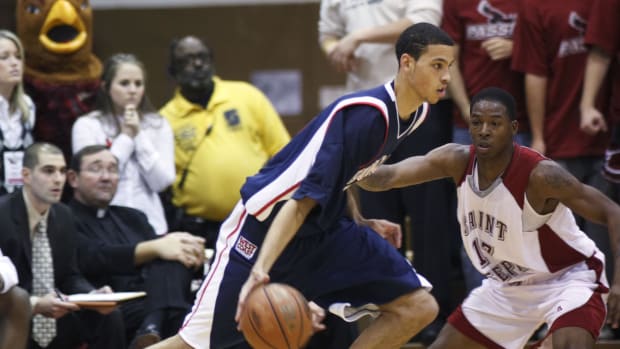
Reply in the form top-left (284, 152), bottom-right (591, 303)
top-left (53, 288), bottom-right (66, 301)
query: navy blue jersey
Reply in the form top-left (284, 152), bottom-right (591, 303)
top-left (181, 82), bottom-right (432, 348)
top-left (241, 82), bottom-right (429, 235)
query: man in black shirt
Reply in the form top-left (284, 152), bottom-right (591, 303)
top-left (68, 145), bottom-right (205, 349)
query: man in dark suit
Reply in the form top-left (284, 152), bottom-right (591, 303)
top-left (0, 142), bottom-right (126, 349)
top-left (67, 145), bottom-right (204, 349)
top-left (0, 250), bottom-right (30, 349)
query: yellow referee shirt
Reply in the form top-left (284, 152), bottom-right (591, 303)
top-left (160, 77), bottom-right (290, 221)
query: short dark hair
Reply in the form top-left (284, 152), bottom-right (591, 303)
top-left (70, 145), bottom-right (112, 172)
top-left (470, 87), bottom-right (517, 121)
top-left (23, 143), bottom-right (63, 169)
top-left (395, 23), bottom-right (454, 62)
top-left (167, 35), bottom-right (214, 77)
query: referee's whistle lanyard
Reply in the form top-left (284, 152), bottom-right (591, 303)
top-left (178, 119), bottom-right (215, 191)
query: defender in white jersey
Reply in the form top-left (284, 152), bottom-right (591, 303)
top-left (361, 87), bottom-right (620, 349)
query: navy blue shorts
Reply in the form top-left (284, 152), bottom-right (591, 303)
top-left (178, 203), bottom-right (430, 349)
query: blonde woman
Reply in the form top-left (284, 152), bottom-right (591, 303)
top-left (72, 53), bottom-right (175, 235)
top-left (0, 30), bottom-right (35, 195)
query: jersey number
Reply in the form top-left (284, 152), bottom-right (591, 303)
top-left (472, 238), bottom-right (493, 267)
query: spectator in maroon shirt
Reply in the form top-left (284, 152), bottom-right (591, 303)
top-left (580, 0), bottom-right (620, 338)
top-left (512, 2), bottom-right (615, 339)
top-left (442, 0), bottom-right (530, 293)
top-left (442, 0), bottom-right (530, 147)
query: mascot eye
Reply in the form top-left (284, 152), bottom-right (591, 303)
top-left (81, 0), bottom-right (90, 10)
top-left (26, 4), bottom-right (40, 14)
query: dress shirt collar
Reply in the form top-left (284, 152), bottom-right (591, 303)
top-left (22, 190), bottom-right (49, 236)
top-left (70, 199), bottom-right (108, 219)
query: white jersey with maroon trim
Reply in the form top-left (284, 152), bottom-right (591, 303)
top-left (457, 144), bottom-right (602, 285)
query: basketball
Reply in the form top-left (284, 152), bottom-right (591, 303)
top-left (239, 283), bottom-right (314, 349)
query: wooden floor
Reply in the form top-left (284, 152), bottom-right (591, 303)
top-left (402, 341), bottom-right (620, 348)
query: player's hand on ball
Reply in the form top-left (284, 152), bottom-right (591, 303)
top-left (366, 219), bottom-right (402, 249)
top-left (308, 301), bottom-right (326, 332)
top-left (235, 269), bottom-right (270, 327)
top-left (238, 283), bottom-right (314, 348)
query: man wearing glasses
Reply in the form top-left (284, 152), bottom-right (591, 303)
top-left (67, 145), bottom-right (204, 349)
top-left (160, 36), bottom-right (290, 251)
top-left (0, 142), bottom-right (125, 349)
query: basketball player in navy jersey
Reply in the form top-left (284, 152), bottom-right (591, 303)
top-left (149, 23), bottom-right (455, 349)
top-left (360, 87), bottom-right (620, 349)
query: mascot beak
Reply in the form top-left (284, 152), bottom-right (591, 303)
top-left (39, 0), bottom-right (87, 54)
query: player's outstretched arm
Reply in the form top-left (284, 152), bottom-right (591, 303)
top-left (528, 160), bottom-right (620, 328)
top-left (359, 143), bottom-right (468, 192)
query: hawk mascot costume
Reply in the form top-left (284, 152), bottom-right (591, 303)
top-left (16, 0), bottom-right (101, 159)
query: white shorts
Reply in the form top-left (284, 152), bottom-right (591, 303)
top-left (450, 251), bottom-right (607, 349)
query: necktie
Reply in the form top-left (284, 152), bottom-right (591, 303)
top-left (31, 220), bottom-right (56, 347)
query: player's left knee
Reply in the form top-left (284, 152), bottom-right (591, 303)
top-left (412, 289), bottom-right (439, 325)
top-left (390, 289), bottom-right (439, 326)
top-left (551, 327), bottom-right (596, 349)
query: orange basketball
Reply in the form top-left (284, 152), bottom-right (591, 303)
top-left (239, 283), bottom-right (313, 349)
